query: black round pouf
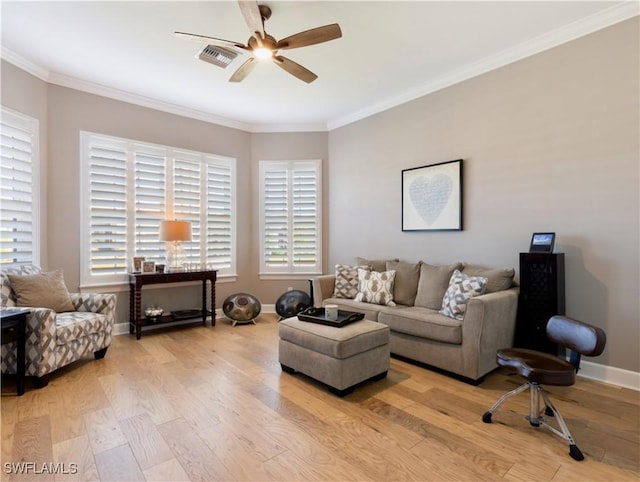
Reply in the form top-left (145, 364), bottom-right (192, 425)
top-left (275, 290), bottom-right (311, 319)
top-left (223, 292), bottom-right (261, 326)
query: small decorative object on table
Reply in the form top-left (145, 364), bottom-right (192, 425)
top-left (132, 256), bottom-right (145, 273)
top-left (145, 306), bottom-right (164, 323)
top-left (142, 261), bottom-right (156, 273)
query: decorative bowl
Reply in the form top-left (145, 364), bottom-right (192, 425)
top-left (145, 307), bottom-right (164, 323)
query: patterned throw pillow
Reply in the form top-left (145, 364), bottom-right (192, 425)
top-left (439, 269), bottom-right (488, 321)
top-left (354, 269), bottom-right (396, 306)
top-left (333, 264), bottom-right (370, 299)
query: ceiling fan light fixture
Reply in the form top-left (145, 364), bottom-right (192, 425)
top-left (253, 46), bottom-right (274, 60)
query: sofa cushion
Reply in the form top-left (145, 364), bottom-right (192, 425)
top-left (378, 307), bottom-right (463, 344)
top-left (386, 260), bottom-right (422, 306)
top-left (7, 269), bottom-right (75, 312)
top-left (440, 269), bottom-right (488, 321)
top-left (462, 264), bottom-right (515, 293)
top-left (355, 269), bottom-right (396, 306)
top-left (356, 257), bottom-right (399, 273)
top-left (414, 262), bottom-right (463, 310)
top-left (333, 264), bottom-right (370, 299)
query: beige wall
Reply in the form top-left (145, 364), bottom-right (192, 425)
top-left (1, 17), bottom-right (638, 373)
top-left (328, 18), bottom-right (639, 372)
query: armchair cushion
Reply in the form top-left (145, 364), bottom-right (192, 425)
top-left (8, 269), bottom-right (74, 312)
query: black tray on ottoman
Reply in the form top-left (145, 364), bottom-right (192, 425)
top-left (297, 307), bottom-right (365, 327)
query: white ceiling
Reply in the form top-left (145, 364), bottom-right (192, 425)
top-left (1, 1), bottom-right (637, 132)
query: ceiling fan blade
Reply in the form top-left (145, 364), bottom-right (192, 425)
top-left (276, 24), bottom-right (342, 50)
top-left (229, 57), bottom-right (257, 82)
top-left (238, 0), bottom-right (265, 38)
top-left (273, 56), bottom-right (317, 83)
top-left (175, 32), bottom-right (248, 51)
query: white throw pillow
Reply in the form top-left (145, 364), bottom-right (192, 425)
top-left (439, 269), bottom-right (488, 320)
top-left (354, 269), bottom-right (396, 306)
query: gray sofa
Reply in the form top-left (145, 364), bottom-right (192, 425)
top-left (311, 257), bottom-right (519, 383)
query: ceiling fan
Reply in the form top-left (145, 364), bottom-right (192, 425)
top-left (175, 0), bottom-right (342, 84)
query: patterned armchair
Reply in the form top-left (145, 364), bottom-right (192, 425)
top-left (1, 264), bottom-right (116, 388)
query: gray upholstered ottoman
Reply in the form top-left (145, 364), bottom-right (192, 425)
top-left (279, 317), bottom-right (390, 396)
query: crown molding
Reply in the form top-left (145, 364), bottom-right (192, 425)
top-left (48, 71), bottom-right (255, 132)
top-left (327, 1), bottom-right (640, 130)
top-left (1, 46), bottom-right (50, 82)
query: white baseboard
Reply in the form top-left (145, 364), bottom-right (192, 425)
top-left (113, 311), bottom-right (639, 392)
top-left (577, 360), bottom-right (640, 391)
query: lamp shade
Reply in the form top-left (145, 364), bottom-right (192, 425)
top-left (159, 220), bottom-right (192, 242)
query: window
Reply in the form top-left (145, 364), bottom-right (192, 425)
top-left (0, 107), bottom-right (40, 265)
top-left (80, 132), bottom-right (236, 286)
top-left (259, 160), bottom-right (321, 277)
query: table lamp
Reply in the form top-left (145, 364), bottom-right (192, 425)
top-left (159, 220), bottom-right (191, 272)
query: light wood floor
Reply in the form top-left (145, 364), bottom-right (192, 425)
top-left (2, 313), bottom-right (638, 481)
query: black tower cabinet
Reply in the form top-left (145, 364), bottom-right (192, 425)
top-left (515, 253), bottom-right (565, 355)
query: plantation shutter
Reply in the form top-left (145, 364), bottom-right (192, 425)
top-left (81, 131), bottom-right (236, 285)
top-left (134, 147), bottom-right (166, 263)
top-left (173, 153), bottom-right (201, 264)
top-left (0, 109), bottom-right (38, 265)
top-left (260, 160), bottom-right (321, 275)
top-left (86, 136), bottom-right (127, 275)
top-left (262, 163), bottom-right (289, 268)
top-left (206, 159), bottom-right (234, 271)
top-left (292, 163), bottom-right (319, 268)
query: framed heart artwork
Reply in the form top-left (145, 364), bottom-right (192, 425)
top-left (401, 159), bottom-right (463, 231)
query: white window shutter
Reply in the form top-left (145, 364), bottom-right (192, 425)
top-left (0, 108), bottom-right (39, 265)
top-left (206, 159), bottom-right (234, 272)
top-left (81, 132), bottom-right (236, 285)
top-left (292, 164), bottom-right (319, 268)
top-left (260, 160), bottom-right (321, 276)
top-left (173, 153), bottom-right (202, 264)
top-left (262, 163), bottom-right (289, 269)
top-left (134, 147), bottom-right (166, 263)
top-left (85, 136), bottom-right (128, 276)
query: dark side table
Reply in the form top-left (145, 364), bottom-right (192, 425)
top-left (1, 308), bottom-right (30, 396)
top-left (129, 270), bottom-right (217, 339)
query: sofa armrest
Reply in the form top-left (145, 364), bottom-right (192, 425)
top-left (461, 287), bottom-right (519, 379)
top-left (310, 275), bottom-right (336, 307)
top-left (70, 293), bottom-right (117, 323)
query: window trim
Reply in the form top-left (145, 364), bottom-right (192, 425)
top-left (258, 159), bottom-right (322, 279)
top-left (0, 106), bottom-right (40, 266)
top-left (80, 131), bottom-right (236, 287)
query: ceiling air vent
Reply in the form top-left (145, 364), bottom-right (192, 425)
top-left (197, 45), bottom-right (238, 69)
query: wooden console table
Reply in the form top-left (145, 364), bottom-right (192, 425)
top-left (129, 270), bottom-right (217, 339)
